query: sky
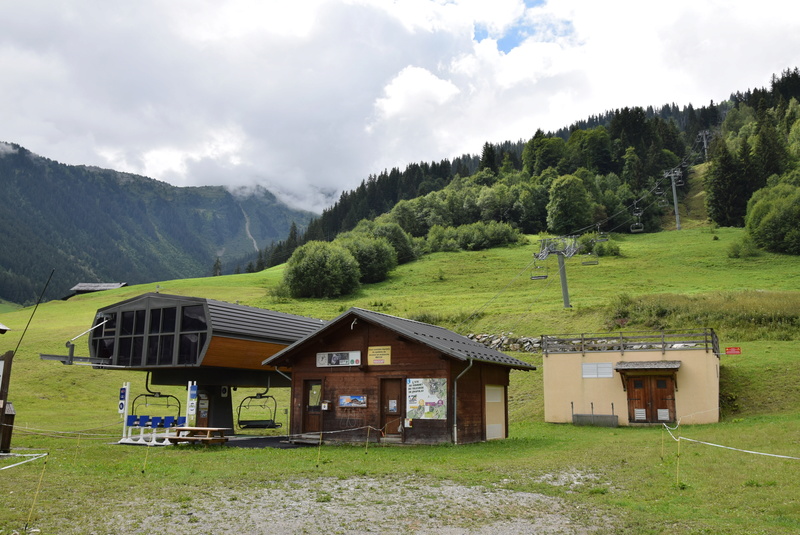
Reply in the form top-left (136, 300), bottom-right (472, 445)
top-left (1, 1), bottom-right (799, 213)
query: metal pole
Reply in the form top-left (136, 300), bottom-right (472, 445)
top-left (671, 171), bottom-right (682, 230)
top-left (557, 254), bottom-right (572, 308)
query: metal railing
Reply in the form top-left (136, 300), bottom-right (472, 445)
top-left (541, 329), bottom-right (719, 357)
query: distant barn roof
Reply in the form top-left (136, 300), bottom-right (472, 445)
top-left (265, 307), bottom-right (536, 371)
top-left (70, 283), bottom-right (128, 292)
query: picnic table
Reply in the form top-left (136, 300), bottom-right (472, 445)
top-left (166, 427), bottom-right (232, 446)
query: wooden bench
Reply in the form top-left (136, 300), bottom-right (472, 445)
top-left (166, 426), bottom-right (231, 446)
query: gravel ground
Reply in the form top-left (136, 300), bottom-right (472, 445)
top-left (67, 473), bottom-right (615, 535)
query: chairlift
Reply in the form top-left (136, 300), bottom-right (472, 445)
top-left (630, 221), bottom-right (645, 233)
top-left (131, 372), bottom-right (182, 420)
top-left (581, 252), bottom-right (599, 266)
top-left (654, 184), bottom-right (664, 196)
top-left (237, 389), bottom-right (282, 429)
top-left (658, 195), bottom-right (669, 208)
top-left (530, 263), bottom-right (549, 280)
top-left (632, 201), bottom-right (643, 218)
top-left (595, 225), bottom-right (609, 242)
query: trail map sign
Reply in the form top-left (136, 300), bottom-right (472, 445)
top-left (406, 378), bottom-right (447, 419)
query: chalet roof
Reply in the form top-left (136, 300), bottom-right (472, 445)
top-left (0, 322), bottom-right (9, 334)
top-left (263, 307), bottom-right (536, 371)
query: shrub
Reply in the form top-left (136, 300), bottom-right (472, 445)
top-left (428, 222), bottom-right (521, 253)
top-left (283, 241), bottom-right (360, 298)
top-left (727, 234), bottom-right (760, 258)
top-left (745, 183), bottom-right (800, 254)
top-left (336, 235), bottom-right (397, 283)
top-left (354, 220), bottom-right (416, 264)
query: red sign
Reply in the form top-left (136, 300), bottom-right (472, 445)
top-left (725, 347), bottom-right (742, 355)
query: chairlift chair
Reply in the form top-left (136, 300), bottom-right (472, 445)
top-left (630, 221), bottom-right (645, 233)
top-left (591, 224), bottom-right (609, 242)
top-left (530, 263), bottom-right (549, 280)
top-left (131, 373), bottom-right (182, 423)
top-left (237, 390), bottom-right (282, 429)
top-left (581, 252), bottom-right (599, 266)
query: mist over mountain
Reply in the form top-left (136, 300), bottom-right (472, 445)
top-left (0, 142), bottom-right (315, 304)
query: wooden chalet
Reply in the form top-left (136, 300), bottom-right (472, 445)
top-left (41, 293), bottom-right (324, 428)
top-left (263, 308), bottom-right (536, 445)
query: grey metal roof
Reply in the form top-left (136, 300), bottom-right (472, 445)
top-left (264, 307), bottom-right (536, 371)
top-left (96, 293), bottom-right (324, 344)
top-left (614, 360), bottom-right (682, 370)
top-left (206, 299), bottom-right (324, 343)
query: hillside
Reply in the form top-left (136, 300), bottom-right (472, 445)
top-left (0, 142), bottom-right (315, 304)
top-left (2, 223), bottom-right (800, 533)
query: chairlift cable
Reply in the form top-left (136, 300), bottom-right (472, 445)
top-left (454, 257), bottom-right (538, 333)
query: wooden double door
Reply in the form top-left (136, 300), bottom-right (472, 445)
top-left (626, 375), bottom-right (676, 423)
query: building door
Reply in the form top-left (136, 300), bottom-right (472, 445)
top-left (303, 380), bottom-right (322, 433)
top-left (626, 376), bottom-right (676, 423)
top-left (381, 379), bottom-right (403, 438)
top-left (485, 385), bottom-right (506, 440)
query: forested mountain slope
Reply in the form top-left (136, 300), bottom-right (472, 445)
top-left (0, 143), bottom-right (315, 304)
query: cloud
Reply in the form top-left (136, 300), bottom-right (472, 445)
top-left (1, 1), bottom-right (799, 213)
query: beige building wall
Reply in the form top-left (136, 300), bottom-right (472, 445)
top-left (543, 349), bottom-right (719, 426)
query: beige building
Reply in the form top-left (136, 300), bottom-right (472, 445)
top-left (542, 329), bottom-right (720, 426)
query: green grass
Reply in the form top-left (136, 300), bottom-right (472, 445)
top-left (2, 225), bottom-right (800, 533)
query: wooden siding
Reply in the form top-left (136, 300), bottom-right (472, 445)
top-left (202, 336), bottom-right (289, 371)
top-left (285, 319), bottom-right (511, 444)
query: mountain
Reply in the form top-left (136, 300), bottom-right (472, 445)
top-left (0, 142), bottom-right (316, 304)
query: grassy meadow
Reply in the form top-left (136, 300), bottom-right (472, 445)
top-left (2, 225), bottom-right (800, 533)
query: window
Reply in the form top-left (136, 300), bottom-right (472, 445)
top-left (582, 362), bottom-right (613, 378)
top-left (90, 302), bottom-right (207, 367)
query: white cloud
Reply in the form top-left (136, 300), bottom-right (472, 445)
top-left (1, 0), bottom-right (799, 213)
top-left (373, 66), bottom-right (460, 120)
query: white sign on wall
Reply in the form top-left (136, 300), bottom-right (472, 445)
top-left (316, 351), bottom-right (361, 367)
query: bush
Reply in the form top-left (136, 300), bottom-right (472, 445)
top-left (745, 183), bottom-right (800, 254)
top-left (336, 235), bottom-right (397, 283)
top-left (283, 241), bottom-right (360, 298)
top-left (427, 222), bottom-right (521, 253)
top-left (577, 232), bottom-right (621, 257)
top-left (727, 234), bottom-right (760, 258)
top-left (354, 220), bottom-right (416, 264)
